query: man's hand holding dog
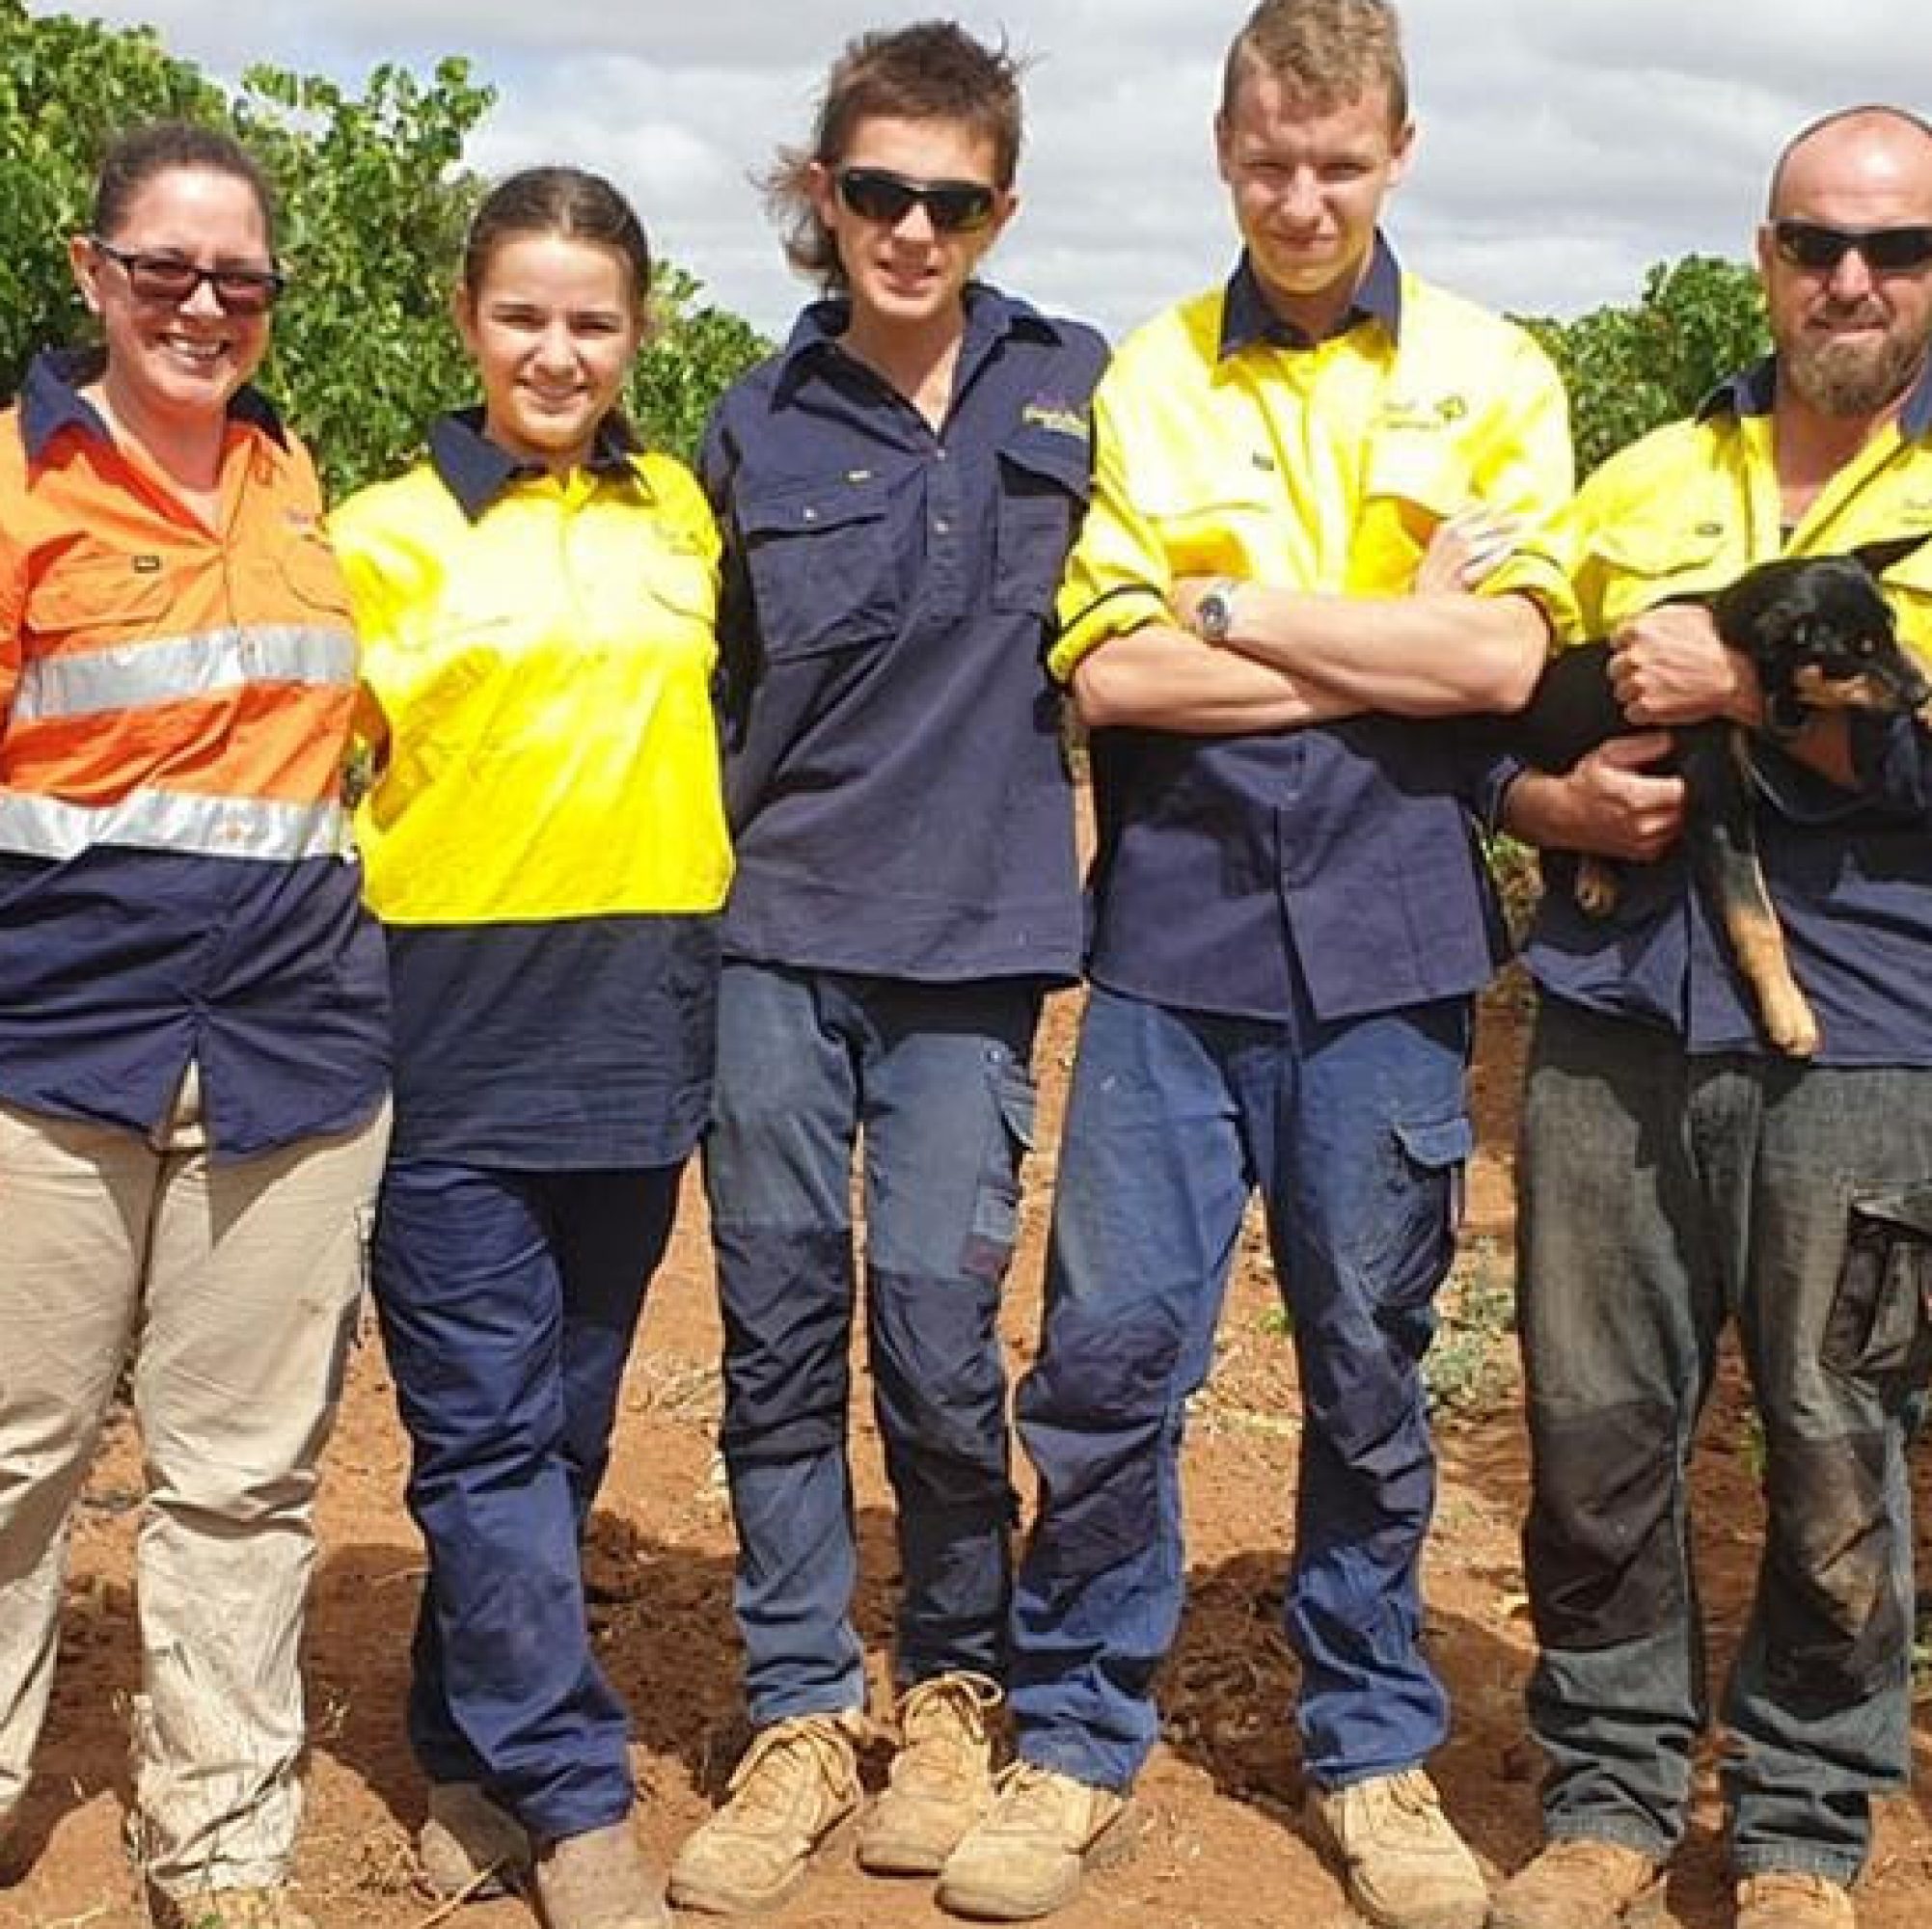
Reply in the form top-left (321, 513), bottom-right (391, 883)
top-left (1608, 605), bottom-right (1765, 728)
top-left (1505, 732), bottom-right (1687, 861)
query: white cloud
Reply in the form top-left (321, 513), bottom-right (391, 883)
top-left (36, 0), bottom-right (1932, 343)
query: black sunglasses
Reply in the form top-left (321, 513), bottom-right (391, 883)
top-left (834, 167), bottom-right (999, 234)
top-left (91, 237), bottom-right (286, 314)
top-left (1771, 219), bottom-right (1932, 275)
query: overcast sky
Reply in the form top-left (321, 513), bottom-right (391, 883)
top-left (40, 1), bottom-right (1930, 347)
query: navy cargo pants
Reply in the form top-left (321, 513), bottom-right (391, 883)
top-left (1008, 983), bottom-right (1474, 1792)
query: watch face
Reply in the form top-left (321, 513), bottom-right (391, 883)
top-left (1199, 587), bottom-right (1233, 643)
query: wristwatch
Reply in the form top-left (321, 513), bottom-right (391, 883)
top-left (1193, 577), bottom-right (1241, 646)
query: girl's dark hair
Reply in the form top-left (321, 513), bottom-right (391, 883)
top-left (93, 121), bottom-right (276, 244)
top-left (461, 166), bottom-right (653, 311)
top-left (765, 20), bottom-right (1025, 289)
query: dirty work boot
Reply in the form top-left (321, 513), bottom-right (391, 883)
top-left (1735, 1871), bottom-right (1857, 1929)
top-left (531, 1814), bottom-right (668, 1929)
top-left (936, 1760), bottom-right (1136, 1919)
top-left (858, 1671), bottom-right (1003, 1875)
top-left (1489, 1837), bottom-right (1662, 1929)
top-left (667, 1710), bottom-right (864, 1915)
top-left (1302, 1768), bottom-right (1488, 1929)
top-left (418, 1781), bottom-right (531, 1899)
top-left (147, 1887), bottom-right (317, 1929)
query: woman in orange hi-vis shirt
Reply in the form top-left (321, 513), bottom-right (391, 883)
top-left (0, 123), bottom-right (390, 1929)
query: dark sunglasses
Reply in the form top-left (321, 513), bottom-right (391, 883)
top-left (1771, 219), bottom-right (1932, 275)
top-left (91, 237), bottom-right (286, 314)
top-left (834, 167), bottom-right (999, 234)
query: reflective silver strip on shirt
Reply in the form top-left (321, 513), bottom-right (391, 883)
top-left (13, 626), bottom-right (356, 723)
top-left (0, 787), bottom-right (349, 862)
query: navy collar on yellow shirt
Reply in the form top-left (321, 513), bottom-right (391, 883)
top-left (772, 281), bottom-right (1062, 407)
top-left (428, 405), bottom-right (642, 522)
top-left (20, 345), bottom-right (288, 463)
top-left (1701, 352), bottom-right (1932, 441)
top-left (1216, 233), bottom-right (1403, 360)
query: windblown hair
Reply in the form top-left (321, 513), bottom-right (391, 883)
top-left (1222, 0), bottom-right (1409, 128)
top-left (764, 19), bottom-right (1025, 288)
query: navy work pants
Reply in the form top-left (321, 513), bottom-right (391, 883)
top-left (372, 1159), bottom-right (679, 1841)
top-left (1008, 983), bottom-right (1473, 1792)
top-left (705, 962), bottom-right (1039, 1725)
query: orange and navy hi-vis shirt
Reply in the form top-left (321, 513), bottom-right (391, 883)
top-left (0, 349), bottom-right (388, 1155)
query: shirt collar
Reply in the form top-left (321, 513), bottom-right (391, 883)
top-left (1216, 233), bottom-right (1403, 360)
top-left (1700, 352), bottom-right (1932, 441)
top-left (427, 406), bottom-right (642, 523)
top-left (20, 345), bottom-right (287, 463)
top-left (772, 281), bottom-right (1058, 403)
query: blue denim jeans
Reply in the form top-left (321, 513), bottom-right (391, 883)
top-left (705, 962), bottom-right (1040, 1725)
top-left (1518, 1001), bottom-right (1932, 1883)
top-left (372, 1160), bottom-right (680, 1841)
top-left (1008, 984), bottom-right (1474, 1792)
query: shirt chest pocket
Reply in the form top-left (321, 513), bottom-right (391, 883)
top-left (1587, 519), bottom-right (1734, 629)
top-left (739, 475), bottom-right (899, 662)
top-left (1350, 440), bottom-right (1477, 594)
top-left (993, 432), bottom-right (1092, 615)
top-left (25, 553), bottom-right (175, 647)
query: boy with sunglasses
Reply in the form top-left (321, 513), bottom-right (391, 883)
top-left (667, 22), bottom-right (1104, 1918)
top-left (1490, 104), bottom-right (1932, 1929)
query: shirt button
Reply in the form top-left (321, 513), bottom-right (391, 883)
top-left (934, 518), bottom-right (951, 534)
top-left (802, 506), bottom-right (819, 523)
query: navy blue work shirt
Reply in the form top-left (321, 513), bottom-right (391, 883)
top-left (701, 283), bottom-right (1107, 984)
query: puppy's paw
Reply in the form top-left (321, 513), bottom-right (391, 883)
top-left (1765, 992), bottom-right (1821, 1059)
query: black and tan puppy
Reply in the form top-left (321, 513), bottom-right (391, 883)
top-left (1514, 537), bottom-right (1932, 1058)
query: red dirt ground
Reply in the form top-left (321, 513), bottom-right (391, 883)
top-left (4, 982), bottom-right (1930, 1929)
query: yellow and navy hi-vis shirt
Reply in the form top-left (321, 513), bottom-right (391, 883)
top-left (1525, 355), bottom-right (1932, 1065)
top-left (330, 411), bottom-right (731, 1166)
top-left (1054, 241), bottom-right (1578, 1024)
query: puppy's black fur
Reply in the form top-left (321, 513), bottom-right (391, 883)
top-left (1513, 536), bottom-right (1932, 1057)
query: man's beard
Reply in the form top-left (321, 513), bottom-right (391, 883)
top-left (1784, 304), bottom-right (1930, 416)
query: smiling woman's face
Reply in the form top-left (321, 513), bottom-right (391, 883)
top-left (72, 164), bottom-right (276, 432)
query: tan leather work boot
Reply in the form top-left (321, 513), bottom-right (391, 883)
top-left (936, 1760), bottom-right (1136, 1919)
top-left (531, 1814), bottom-right (668, 1929)
top-left (1489, 1837), bottom-right (1662, 1929)
top-left (418, 1780), bottom-right (531, 1899)
top-left (858, 1671), bottom-right (1003, 1875)
top-left (1735, 1870), bottom-right (1858, 1929)
top-left (147, 1887), bottom-right (317, 1929)
top-left (1302, 1768), bottom-right (1488, 1929)
top-left (667, 1710), bottom-right (865, 1915)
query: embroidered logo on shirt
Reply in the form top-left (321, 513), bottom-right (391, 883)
top-left (1379, 394), bottom-right (1468, 432)
top-left (1021, 400), bottom-right (1089, 441)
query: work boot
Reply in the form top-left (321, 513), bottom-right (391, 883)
top-left (667, 1710), bottom-right (864, 1915)
top-left (418, 1781), bottom-right (531, 1899)
top-left (1302, 1768), bottom-right (1488, 1929)
top-left (531, 1815), bottom-right (669, 1929)
top-left (1735, 1871), bottom-right (1857, 1929)
top-left (936, 1760), bottom-right (1136, 1919)
top-left (858, 1671), bottom-right (1003, 1875)
top-left (147, 1887), bottom-right (317, 1929)
top-left (1490, 1837), bottom-right (1662, 1929)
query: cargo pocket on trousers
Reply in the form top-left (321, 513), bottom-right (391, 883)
top-left (961, 1047), bottom-right (1038, 1283)
top-left (1361, 1112), bottom-right (1473, 1309)
top-left (1821, 1184), bottom-right (1932, 1394)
